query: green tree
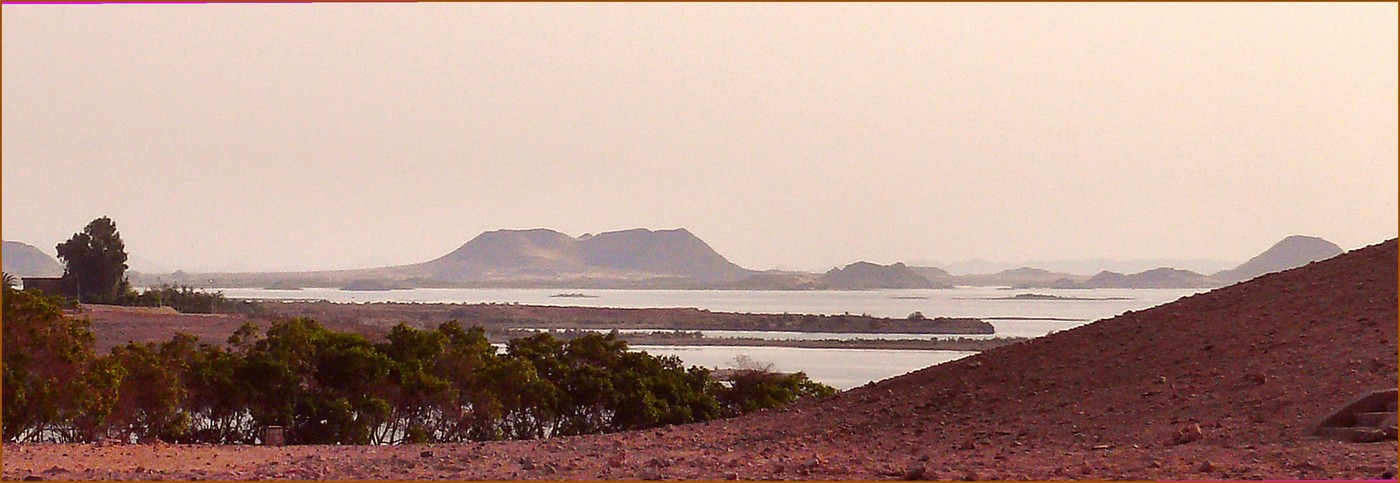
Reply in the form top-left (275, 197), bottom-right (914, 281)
top-left (55, 216), bottom-right (130, 303)
top-left (1, 285), bottom-right (117, 442)
top-left (102, 341), bottom-right (190, 442)
top-left (435, 322), bottom-right (505, 441)
top-left (716, 360), bottom-right (836, 417)
top-left (128, 284), bottom-right (227, 314)
top-left (239, 318), bottom-right (392, 445)
top-left (176, 335), bottom-right (255, 443)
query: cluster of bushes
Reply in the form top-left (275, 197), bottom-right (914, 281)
top-left (122, 284), bottom-right (228, 314)
top-left (2, 286), bottom-right (834, 445)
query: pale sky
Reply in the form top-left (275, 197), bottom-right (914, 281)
top-left (3, 3), bottom-right (1397, 273)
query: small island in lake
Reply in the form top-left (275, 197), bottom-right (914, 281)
top-left (550, 292), bottom-right (599, 298)
top-left (340, 279), bottom-right (411, 291)
top-left (965, 293), bottom-right (1132, 301)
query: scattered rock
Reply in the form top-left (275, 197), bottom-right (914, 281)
top-left (901, 462), bottom-right (929, 480)
top-left (518, 456), bottom-right (536, 471)
top-left (419, 450), bottom-right (433, 458)
top-left (639, 467), bottom-right (663, 480)
top-left (607, 452), bottom-right (627, 468)
top-left (1198, 461), bottom-right (1214, 473)
top-left (1172, 424), bottom-right (1203, 445)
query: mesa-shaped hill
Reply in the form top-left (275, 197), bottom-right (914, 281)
top-left (819, 261), bottom-right (948, 289)
top-left (2, 241), bottom-right (62, 277)
top-left (1214, 235), bottom-right (1344, 283)
top-left (1078, 266), bottom-right (1217, 288)
top-left (151, 228), bottom-right (758, 288)
top-left (410, 229), bottom-right (587, 279)
top-left (407, 228), bottom-right (754, 283)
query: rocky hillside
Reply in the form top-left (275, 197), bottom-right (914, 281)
top-left (2, 241), bottom-right (62, 277)
top-left (718, 237), bottom-right (1397, 477)
top-left (1214, 235), bottom-right (1344, 283)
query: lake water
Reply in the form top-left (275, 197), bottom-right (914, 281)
top-left (220, 286), bottom-right (1205, 388)
top-left (635, 346), bottom-right (973, 390)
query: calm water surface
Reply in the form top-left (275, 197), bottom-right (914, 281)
top-left (221, 287), bottom-right (1204, 388)
top-left (635, 346), bottom-right (973, 390)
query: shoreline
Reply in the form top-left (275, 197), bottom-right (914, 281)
top-left (499, 331), bottom-right (1027, 351)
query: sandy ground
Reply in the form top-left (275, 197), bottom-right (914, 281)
top-left (3, 434), bottom-right (1394, 480)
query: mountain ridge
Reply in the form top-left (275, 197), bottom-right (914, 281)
top-left (1213, 235), bottom-right (1343, 283)
top-left (131, 233), bottom-right (1350, 291)
top-left (2, 241), bottom-right (63, 277)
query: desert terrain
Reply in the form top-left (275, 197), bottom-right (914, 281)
top-left (4, 240), bottom-right (1395, 480)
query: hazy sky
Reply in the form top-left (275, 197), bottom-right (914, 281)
top-left (3, 3), bottom-right (1396, 273)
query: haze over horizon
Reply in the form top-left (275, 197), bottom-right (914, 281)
top-left (4, 3), bottom-right (1396, 273)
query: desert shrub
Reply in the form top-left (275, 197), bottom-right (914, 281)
top-left (1, 286), bottom-right (117, 442)
top-left (716, 356), bottom-right (836, 416)
top-left (125, 284), bottom-right (227, 314)
top-left (102, 341), bottom-right (190, 442)
top-left (2, 309), bottom-right (834, 445)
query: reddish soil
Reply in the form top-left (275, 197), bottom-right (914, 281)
top-left (5, 240), bottom-right (1396, 480)
top-left (76, 305), bottom-right (272, 353)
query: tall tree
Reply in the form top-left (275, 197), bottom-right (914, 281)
top-left (55, 216), bottom-right (129, 303)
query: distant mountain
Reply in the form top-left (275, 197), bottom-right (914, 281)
top-left (1213, 235), bottom-right (1344, 283)
top-left (579, 228), bottom-right (753, 282)
top-left (819, 262), bottom-right (947, 290)
top-left (930, 257), bottom-right (1234, 276)
top-left (145, 228), bottom-right (757, 289)
top-left (412, 229), bottom-right (586, 279)
top-left (943, 235), bottom-right (1345, 289)
top-left (724, 270), bottom-right (824, 290)
top-left (949, 267), bottom-right (1090, 287)
top-left (1002, 266), bottom-right (1216, 289)
top-left (1077, 267), bottom-right (1216, 289)
top-left (402, 228), bottom-right (755, 284)
top-left (908, 266), bottom-right (951, 280)
top-left (3, 241), bottom-right (62, 277)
